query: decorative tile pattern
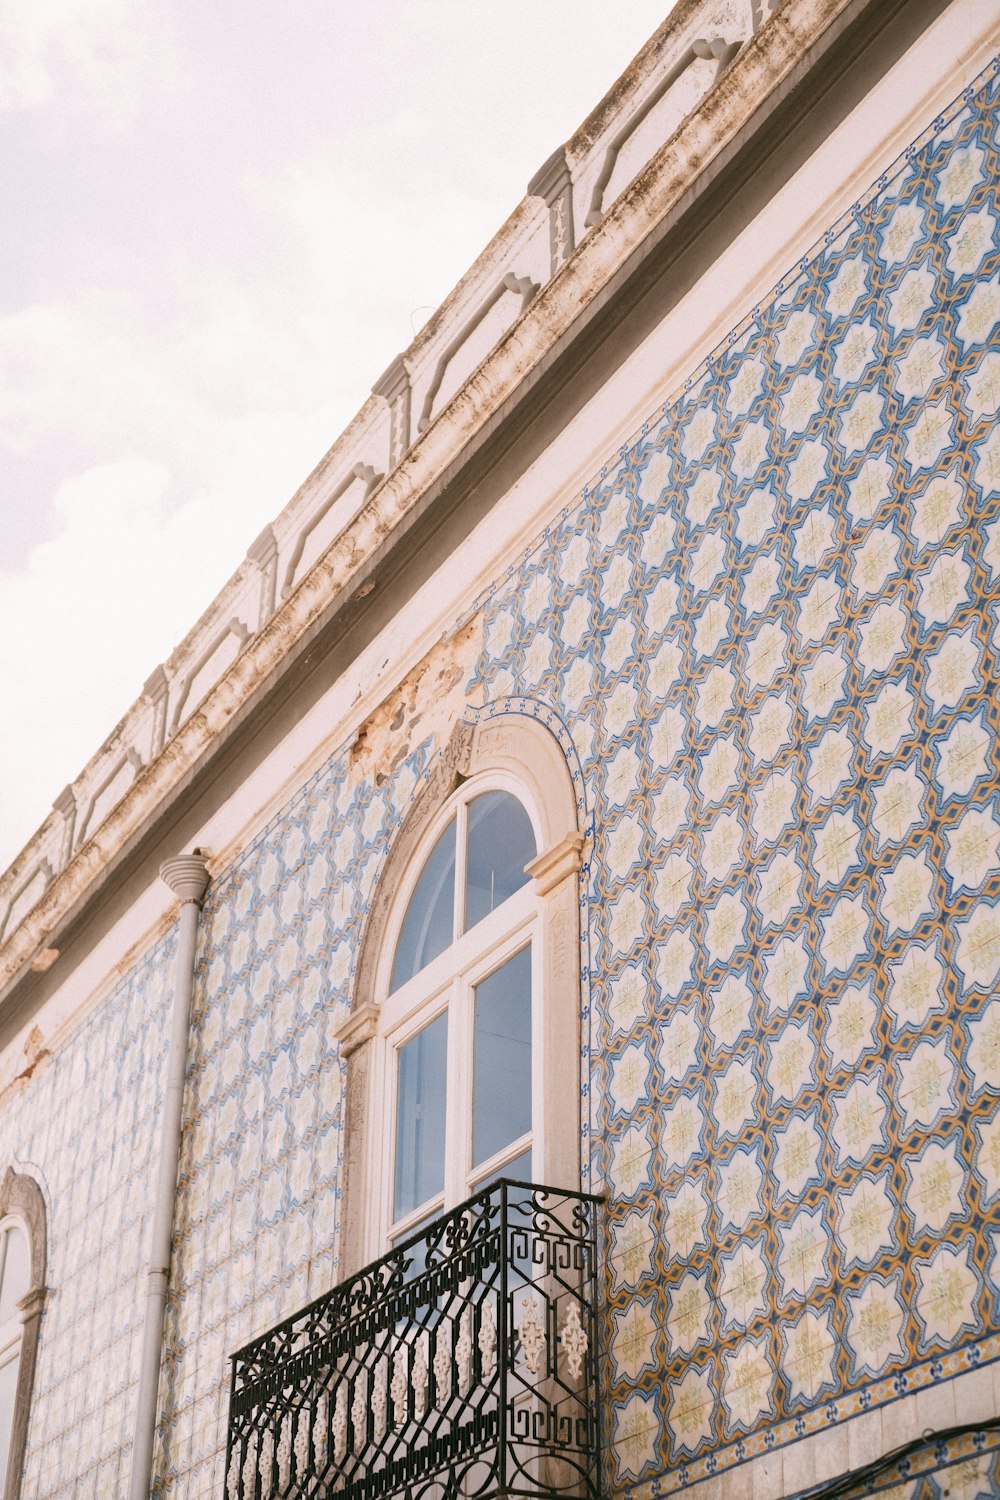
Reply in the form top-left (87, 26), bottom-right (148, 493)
top-left (469, 58), bottom-right (1000, 1495)
top-left (0, 935), bottom-right (176, 1497)
top-left (1, 734), bottom-right (440, 1498)
top-left (0, 53), bottom-right (997, 1500)
top-left (152, 737), bottom-right (439, 1496)
top-left (808, 1425), bottom-right (1000, 1499)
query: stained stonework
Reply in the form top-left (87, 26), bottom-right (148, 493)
top-left (347, 617), bottom-right (484, 786)
top-left (0, 1168), bottom-right (47, 1500)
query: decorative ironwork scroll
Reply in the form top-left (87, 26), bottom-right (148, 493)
top-left (225, 1180), bottom-right (602, 1500)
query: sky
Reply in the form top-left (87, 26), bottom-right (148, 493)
top-left (0, 0), bottom-right (676, 875)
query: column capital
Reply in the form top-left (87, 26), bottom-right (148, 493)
top-left (160, 853), bottom-right (211, 906)
top-left (143, 664), bottom-right (169, 702)
top-left (527, 145), bottom-right (571, 203)
top-left (334, 1003), bottom-right (380, 1058)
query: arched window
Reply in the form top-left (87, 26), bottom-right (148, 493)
top-left (0, 1171), bottom-right (46, 1500)
top-left (381, 782), bottom-right (538, 1246)
top-left (338, 716), bottom-right (584, 1273)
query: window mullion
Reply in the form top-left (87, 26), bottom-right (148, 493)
top-left (372, 1034), bottom-right (393, 1262)
top-left (454, 800), bottom-right (468, 939)
top-left (529, 927), bottom-right (540, 1175)
top-left (442, 974), bottom-right (466, 1209)
top-left (371, 768), bottom-right (580, 1259)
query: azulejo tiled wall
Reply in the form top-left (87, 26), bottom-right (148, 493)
top-left (2, 737), bottom-right (442, 1498)
top-left (467, 59), bottom-right (1000, 1493)
top-left (155, 739), bottom-right (441, 1497)
top-left (3, 53), bottom-right (999, 1500)
top-left (1, 932), bottom-right (177, 1498)
top-left (830, 1429), bottom-right (1000, 1500)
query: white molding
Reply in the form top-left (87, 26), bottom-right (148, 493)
top-left (332, 1005), bottom-right (380, 1059)
top-left (339, 711), bottom-right (584, 1276)
top-left (526, 834), bottom-right (585, 897)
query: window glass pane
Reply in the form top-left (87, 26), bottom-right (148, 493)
top-left (390, 819), bottom-right (457, 992)
top-left (473, 946), bottom-right (532, 1169)
top-left (464, 792), bottom-right (536, 932)
top-left (472, 1146), bottom-right (533, 1193)
top-left (0, 1352), bottom-right (17, 1492)
top-left (499, 1146), bottom-right (532, 1182)
top-left (0, 1226), bottom-right (29, 1323)
top-left (394, 1013), bottom-right (448, 1221)
top-left (390, 1205), bottom-right (440, 1282)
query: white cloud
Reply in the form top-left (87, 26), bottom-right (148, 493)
top-left (0, 408), bottom-right (332, 868)
top-left (0, 0), bottom-right (174, 132)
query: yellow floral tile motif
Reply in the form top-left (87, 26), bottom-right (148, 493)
top-left (471, 57), bottom-right (1000, 1495)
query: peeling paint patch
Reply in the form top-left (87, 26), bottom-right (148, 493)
top-left (0, 1026), bottom-right (50, 1106)
top-left (349, 618), bottom-right (485, 786)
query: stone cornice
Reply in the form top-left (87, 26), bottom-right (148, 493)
top-left (0, 0), bottom-right (887, 1003)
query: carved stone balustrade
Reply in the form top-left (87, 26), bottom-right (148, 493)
top-left (225, 1181), bottom-right (602, 1500)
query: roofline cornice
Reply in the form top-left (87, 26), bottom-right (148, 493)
top-left (0, 0), bottom-right (943, 1006)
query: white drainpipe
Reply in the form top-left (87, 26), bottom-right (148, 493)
top-left (128, 852), bottom-right (210, 1500)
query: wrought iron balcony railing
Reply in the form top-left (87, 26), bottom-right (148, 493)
top-left (225, 1180), bottom-right (603, 1500)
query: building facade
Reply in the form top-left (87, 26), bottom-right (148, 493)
top-left (2, 0), bottom-right (1000, 1496)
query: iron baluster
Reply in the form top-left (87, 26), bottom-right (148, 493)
top-left (225, 1180), bottom-right (602, 1500)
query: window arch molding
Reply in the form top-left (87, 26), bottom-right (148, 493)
top-left (337, 713), bottom-right (584, 1276)
top-left (0, 1168), bottom-right (47, 1500)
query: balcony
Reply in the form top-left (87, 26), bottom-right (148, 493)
top-left (225, 1180), bottom-right (603, 1500)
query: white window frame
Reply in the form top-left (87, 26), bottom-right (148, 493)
top-left (337, 715), bottom-right (584, 1278)
top-left (372, 772), bottom-right (541, 1249)
top-left (0, 1171), bottom-right (46, 1500)
top-left (0, 1216), bottom-right (30, 1488)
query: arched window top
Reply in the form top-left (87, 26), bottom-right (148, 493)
top-left (389, 787), bottom-right (537, 994)
top-left (352, 715), bottom-right (583, 1021)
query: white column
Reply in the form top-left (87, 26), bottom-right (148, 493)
top-left (128, 852), bottom-right (210, 1500)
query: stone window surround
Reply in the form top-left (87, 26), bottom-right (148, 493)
top-left (336, 713), bottom-right (584, 1278)
top-left (0, 1169), bottom-right (47, 1500)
